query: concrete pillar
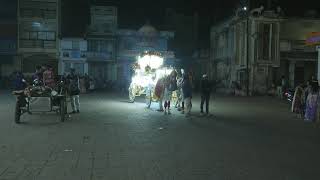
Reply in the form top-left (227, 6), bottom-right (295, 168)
top-left (58, 60), bottom-right (63, 75)
top-left (289, 61), bottom-right (295, 88)
top-left (317, 46), bottom-right (320, 81)
top-left (84, 62), bottom-right (89, 75)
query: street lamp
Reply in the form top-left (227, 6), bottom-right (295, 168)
top-left (245, 1), bottom-right (250, 96)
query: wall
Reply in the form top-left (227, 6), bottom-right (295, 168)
top-left (280, 19), bottom-right (320, 41)
top-left (279, 18), bottom-right (320, 88)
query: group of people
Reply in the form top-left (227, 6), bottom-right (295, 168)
top-left (13, 65), bottom-right (82, 114)
top-left (154, 69), bottom-right (213, 117)
top-left (291, 79), bottom-right (320, 123)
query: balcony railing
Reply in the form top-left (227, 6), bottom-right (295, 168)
top-left (20, 8), bottom-right (57, 19)
top-left (87, 52), bottom-right (113, 61)
top-left (118, 50), bottom-right (175, 59)
top-left (61, 50), bottom-right (87, 59)
top-left (20, 39), bottom-right (56, 49)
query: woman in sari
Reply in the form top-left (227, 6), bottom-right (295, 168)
top-left (291, 84), bottom-right (304, 118)
top-left (304, 82), bottom-right (319, 122)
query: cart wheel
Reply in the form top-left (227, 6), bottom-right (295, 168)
top-left (14, 101), bottom-right (21, 124)
top-left (60, 98), bottom-right (66, 122)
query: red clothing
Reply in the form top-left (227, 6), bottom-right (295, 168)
top-left (43, 70), bottom-right (55, 88)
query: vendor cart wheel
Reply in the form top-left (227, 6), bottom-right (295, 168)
top-left (14, 101), bottom-right (21, 124)
top-left (60, 98), bottom-right (66, 122)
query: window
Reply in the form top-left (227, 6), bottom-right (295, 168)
top-left (258, 23), bottom-right (276, 61)
top-left (88, 40), bottom-right (98, 52)
top-left (30, 32), bottom-right (37, 40)
top-left (21, 31), bottom-right (29, 39)
top-left (46, 32), bottom-right (55, 40)
top-left (38, 32), bottom-right (46, 40)
top-left (72, 41), bottom-right (79, 50)
top-left (63, 52), bottom-right (70, 57)
top-left (64, 62), bottom-right (71, 73)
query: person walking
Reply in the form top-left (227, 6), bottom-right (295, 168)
top-left (291, 83), bottom-right (305, 118)
top-left (182, 74), bottom-right (192, 116)
top-left (175, 72), bottom-right (184, 110)
top-left (163, 71), bottom-right (177, 115)
top-left (67, 68), bottom-right (80, 113)
top-left (304, 81), bottom-right (319, 122)
top-left (200, 74), bottom-right (212, 116)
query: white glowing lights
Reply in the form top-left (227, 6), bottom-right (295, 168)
top-left (130, 51), bottom-right (173, 100)
top-left (137, 55), bottom-right (164, 70)
top-left (131, 52), bottom-right (166, 87)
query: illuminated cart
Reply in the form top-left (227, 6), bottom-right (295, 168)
top-left (128, 51), bottom-right (175, 106)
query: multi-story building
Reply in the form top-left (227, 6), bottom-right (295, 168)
top-left (59, 38), bottom-right (88, 75)
top-left (86, 6), bottom-right (117, 82)
top-left (17, 0), bottom-right (61, 74)
top-left (117, 23), bottom-right (175, 89)
top-left (210, 10), bottom-right (281, 95)
top-left (211, 8), bottom-right (320, 94)
top-left (279, 18), bottom-right (320, 88)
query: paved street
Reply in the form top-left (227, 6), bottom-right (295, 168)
top-left (0, 90), bottom-right (320, 180)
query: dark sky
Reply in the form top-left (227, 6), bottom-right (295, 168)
top-left (1, 0), bottom-right (320, 44)
top-left (62, 0), bottom-right (320, 44)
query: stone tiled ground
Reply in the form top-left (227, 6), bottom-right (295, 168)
top-left (0, 90), bottom-right (320, 180)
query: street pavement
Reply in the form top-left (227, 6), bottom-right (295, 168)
top-left (0, 90), bottom-right (320, 180)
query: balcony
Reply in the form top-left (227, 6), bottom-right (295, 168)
top-left (20, 8), bottom-right (57, 19)
top-left (0, 40), bottom-right (16, 54)
top-left (281, 51), bottom-right (318, 61)
top-left (20, 39), bottom-right (56, 49)
top-left (118, 50), bottom-right (175, 59)
top-left (87, 52), bottom-right (113, 61)
top-left (61, 50), bottom-right (87, 60)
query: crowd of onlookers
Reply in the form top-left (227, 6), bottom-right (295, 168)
top-left (290, 78), bottom-right (320, 124)
top-left (267, 75), bottom-right (320, 124)
top-left (150, 69), bottom-right (214, 117)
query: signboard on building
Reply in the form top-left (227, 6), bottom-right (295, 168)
top-left (306, 32), bottom-right (320, 46)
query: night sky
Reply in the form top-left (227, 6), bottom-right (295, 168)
top-left (1, 0), bottom-right (320, 45)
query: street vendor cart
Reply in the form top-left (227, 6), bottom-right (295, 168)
top-left (12, 79), bottom-right (67, 124)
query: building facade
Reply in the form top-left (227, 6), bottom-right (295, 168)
top-left (211, 11), bottom-right (281, 95)
top-left (116, 24), bottom-right (175, 89)
top-left (0, 21), bottom-right (17, 78)
top-left (59, 38), bottom-right (88, 76)
top-left (86, 6), bottom-right (117, 83)
top-left (279, 19), bottom-right (320, 88)
top-left (18, 0), bottom-right (61, 74)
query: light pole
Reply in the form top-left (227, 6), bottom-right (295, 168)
top-left (244, 0), bottom-right (250, 96)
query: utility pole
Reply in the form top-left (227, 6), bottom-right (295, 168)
top-left (246, 0), bottom-right (250, 96)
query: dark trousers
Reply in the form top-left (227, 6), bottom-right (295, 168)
top-left (201, 93), bottom-right (210, 113)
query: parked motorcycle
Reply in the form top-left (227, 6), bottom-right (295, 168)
top-left (284, 89), bottom-right (294, 103)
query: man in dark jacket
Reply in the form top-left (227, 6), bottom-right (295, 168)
top-left (200, 74), bottom-right (212, 115)
top-left (67, 68), bottom-right (80, 113)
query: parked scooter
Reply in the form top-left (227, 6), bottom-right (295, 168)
top-left (284, 89), bottom-right (294, 103)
